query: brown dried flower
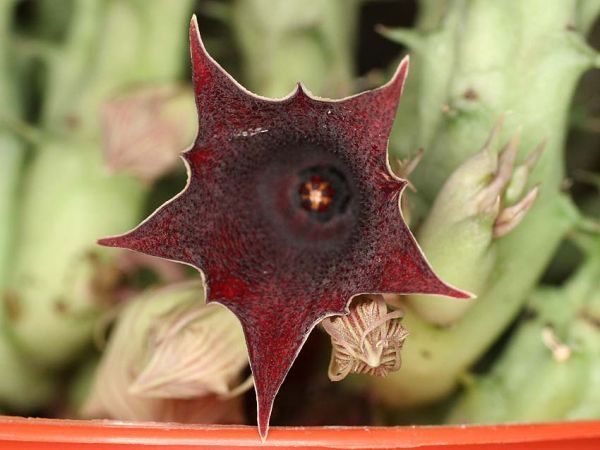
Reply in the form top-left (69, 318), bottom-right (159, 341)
top-left (321, 295), bottom-right (408, 381)
top-left (101, 85), bottom-right (197, 182)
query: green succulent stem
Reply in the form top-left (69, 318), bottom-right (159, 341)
top-left (0, 0), bottom-right (59, 411)
top-left (0, 0), bottom-right (22, 290)
top-left (373, 195), bottom-right (579, 407)
top-left (370, 0), bottom-right (599, 408)
top-left (448, 249), bottom-right (600, 423)
top-left (231, 0), bottom-right (360, 98)
top-left (3, 0), bottom-right (195, 372)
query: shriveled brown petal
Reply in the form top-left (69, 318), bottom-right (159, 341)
top-left (322, 295), bottom-right (408, 381)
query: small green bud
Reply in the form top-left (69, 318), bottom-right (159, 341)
top-left (407, 120), bottom-right (542, 325)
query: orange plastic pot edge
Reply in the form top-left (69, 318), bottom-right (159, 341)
top-left (0, 416), bottom-right (598, 449)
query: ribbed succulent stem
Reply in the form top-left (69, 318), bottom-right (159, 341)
top-left (448, 251), bottom-right (600, 423)
top-left (370, 0), bottom-right (599, 408)
top-left (373, 195), bottom-right (579, 407)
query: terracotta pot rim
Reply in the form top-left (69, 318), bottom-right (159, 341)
top-left (0, 416), bottom-right (598, 449)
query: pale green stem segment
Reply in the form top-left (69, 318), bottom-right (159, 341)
top-left (448, 247), bottom-right (600, 423)
top-left (0, 0), bottom-right (22, 291)
top-left (0, 0), bottom-right (59, 411)
top-left (231, 0), bottom-right (360, 98)
top-left (3, 0), bottom-right (195, 378)
top-left (370, 0), bottom-right (599, 407)
top-left (373, 195), bottom-right (579, 407)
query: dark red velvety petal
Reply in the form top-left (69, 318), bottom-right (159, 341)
top-left (99, 16), bottom-right (469, 439)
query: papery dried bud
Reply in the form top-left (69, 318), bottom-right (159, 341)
top-left (102, 85), bottom-right (197, 182)
top-left (321, 295), bottom-right (408, 381)
top-left (82, 282), bottom-right (248, 424)
top-left (130, 301), bottom-right (249, 398)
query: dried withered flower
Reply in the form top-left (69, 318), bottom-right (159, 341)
top-left (130, 299), bottom-right (250, 398)
top-left (102, 85), bottom-right (197, 182)
top-left (82, 282), bottom-right (247, 424)
top-left (322, 295), bottom-right (408, 381)
top-left (99, 16), bottom-right (468, 438)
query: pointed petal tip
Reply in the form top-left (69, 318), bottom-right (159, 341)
top-left (296, 81), bottom-right (307, 96)
top-left (374, 55), bottom-right (409, 103)
top-left (255, 379), bottom-right (275, 442)
top-left (442, 283), bottom-right (475, 300)
top-left (424, 271), bottom-right (474, 300)
top-left (189, 15), bottom-right (206, 51)
top-left (393, 55), bottom-right (410, 84)
top-left (291, 82), bottom-right (315, 101)
top-left (97, 231), bottom-right (136, 250)
top-left (97, 235), bottom-right (122, 248)
top-left (237, 309), bottom-right (320, 443)
top-left (189, 14), bottom-right (200, 42)
top-left (464, 290), bottom-right (477, 300)
top-left (257, 418), bottom-right (270, 442)
top-left (190, 14), bottom-right (202, 35)
top-left (189, 14), bottom-right (214, 76)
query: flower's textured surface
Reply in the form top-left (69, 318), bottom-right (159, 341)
top-left (99, 17), bottom-right (468, 438)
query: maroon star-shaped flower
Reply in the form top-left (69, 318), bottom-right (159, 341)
top-left (100, 17), bottom-right (468, 439)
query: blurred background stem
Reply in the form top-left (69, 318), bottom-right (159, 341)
top-left (0, 0), bottom-right (58, 412)
top-left (230, 0), bottom-right (360, 98)
top-left (0, 0), bottom-right (23, 290)
top-left (3, 0), bottom-right (194, 374)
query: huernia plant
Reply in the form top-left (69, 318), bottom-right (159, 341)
top-left (0, 0), bottom-right (597, 435)
top-left (100, 16), bottom-right (468, 438)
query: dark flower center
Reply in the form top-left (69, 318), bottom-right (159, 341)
top-left (220, 140), bottom-right (361, 268)
top-left (297, 166), bottom-right (350, 221)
